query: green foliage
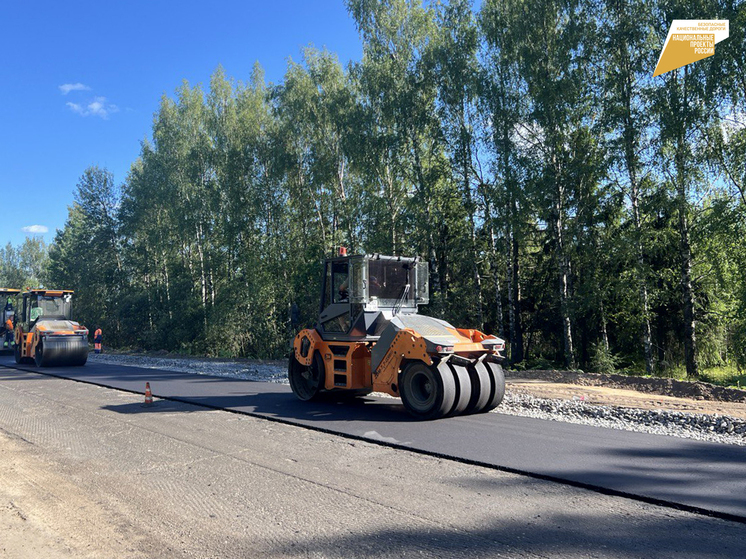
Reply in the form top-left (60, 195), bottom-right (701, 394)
top-left (589, 343), bottom-right (621, 375)
top-left (28, 0), bottom-right (746, 374)
top-left (0, 237), bottom-right (49, 289)
top-left (48, 167), bottom-right (123, 338)
top-left (699, 366), bottom-right (746, 389)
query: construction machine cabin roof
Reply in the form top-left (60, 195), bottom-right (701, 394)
top-left (22, 289), bottom-right (75, 296)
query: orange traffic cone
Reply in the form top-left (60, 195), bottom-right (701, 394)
top-left (144, 382), bottom-right (153, 406)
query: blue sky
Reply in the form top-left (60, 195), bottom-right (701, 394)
top-left (1, 0), bottom-right (362, 247)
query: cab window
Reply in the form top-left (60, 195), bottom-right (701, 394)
top-left (330, 261), bottom-right (349, 304)
top-left (30, 299), bottom-right (42, 322)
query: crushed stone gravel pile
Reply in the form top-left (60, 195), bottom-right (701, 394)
top-left (90, 352), bottom-right (288, 383)
top-left (498, 392), bottom-right (746, 446)
top-left (89, 353), bottom-right (746, 446)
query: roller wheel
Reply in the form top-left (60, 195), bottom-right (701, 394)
top-left (289, 352), bottom-right (325, 401)
top-left (400, 361), bottom-right (455, 420)
top-left (465, 361), bottom-right (492, 414)
top-left (35, 342), bottom-right (46, 367)
top-left (483, 361), bottom-right (506, 411)
top-left (14, 343), bottom-right (22, 364)
top-left (447, 363), bottom-right (472, 416)
top-left (69, 352), bottom-right (88, 367)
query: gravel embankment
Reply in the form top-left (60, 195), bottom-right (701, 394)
top-left (89, 352), bottom-right (288, 383)
top-left (88, 353), bottom-right (746, 446)
top-left (498, 392), bottom-right (746, 446)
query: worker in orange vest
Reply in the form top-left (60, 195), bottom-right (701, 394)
top-left (4, 317), bottom-right (12, 347)
top-left (94, 327), bottom-right (103, 354)
top-left (4, 297), bottom-right (13, 347)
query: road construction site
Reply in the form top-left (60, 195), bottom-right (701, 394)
top-left (2, 356), bottom-right (746, 558)
top-left (88, 352), bottom-right (746, 445)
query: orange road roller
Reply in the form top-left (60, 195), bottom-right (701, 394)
top-left (14, 289), bottom-right (89, 367)
top-left (289, 253), bottom-right (505, 419)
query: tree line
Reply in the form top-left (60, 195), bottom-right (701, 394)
top-left (24, 0), bottom-right (746, 377)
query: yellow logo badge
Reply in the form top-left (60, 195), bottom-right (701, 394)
top-left (653, 20), bottom-right (729, 77)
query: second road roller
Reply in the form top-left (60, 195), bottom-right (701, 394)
top-left (14, 289), bottom-right (89, 367)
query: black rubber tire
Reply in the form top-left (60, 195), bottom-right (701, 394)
top-left (35, 342), bottom-right (45, 367)
top-left (483, 361), bottom-right (506, 411)
top-left (288, 352), bottom-right (325, 401)
top-left (465, 361), bottom-right (492, 414)
top-left (14, 343), bottom-right (22, 364)
top-left (399, 361), bottom-right (456, 420)
top-left (447, 363), bottom-right (472, 416)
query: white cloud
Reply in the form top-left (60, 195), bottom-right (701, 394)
top-left (67, 96), bottom-right (119, 119)
top-left (22, 225), bottom-right (49, 234)
top-left (59, 83), bottom-right (91, 95)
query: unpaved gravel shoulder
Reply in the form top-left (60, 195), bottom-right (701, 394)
top-left (507, 369), bottom-right (746, 404)
top-left (507, 378), bottom-right (746, 420)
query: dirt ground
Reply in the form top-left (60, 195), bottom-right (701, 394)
top-left (0, 431), bottom-right (147, 559)
top-left (506, 370), bottom-right (746, 420)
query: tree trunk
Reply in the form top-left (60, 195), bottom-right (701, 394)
top-left (599, 299), bottom-right (609, 352)
top-left (162, 251), bottom-right (173, 321)
top-left (554, 173), bottom-right (575, 369)
top-left (507, 191), bottom-right (524, 363)
top-left (676, 68), bottom-right (699, 380)
top-left (195, 223), bottom-right (209, 331)
top-left (630, 179), bottom-right (654, 374)
top-left (486, 211), bottom-right (503, 337)
top-left (617, 22), bottom-right (655, 375)
top-left (410, 131), bottom-right (442, 315)
top-left (678, 199), bottom-right (698, 379)
top-left (462, 135), bottom-right (483, 329)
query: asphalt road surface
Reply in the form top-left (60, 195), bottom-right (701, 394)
top-left (1, 367), bottom-right (745, 558)
top-left (2, 355), bottom-right (746, 523)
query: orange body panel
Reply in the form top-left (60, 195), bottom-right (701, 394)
top-left (16, 324), bottom-right (87, 359)
top-left (293, 330), bottom-right (372, 391)
top-left (293, 325), bottom-right (499, 398)
top-left (15, 330), bottom-right (34, 358)
top-left (317, 342), bottom-right (372, 391)
top-left (293, 328), bottom-right (323, 367)
top-left (372, 328), bottom-right (431, 395)
top-left (454, 328), bottom-right (489, 342)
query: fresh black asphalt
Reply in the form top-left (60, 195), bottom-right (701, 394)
top-left (2, 355), bottom-right (745, 522)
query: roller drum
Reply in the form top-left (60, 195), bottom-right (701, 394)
top-left (36, 336), bottom-right (88, 367)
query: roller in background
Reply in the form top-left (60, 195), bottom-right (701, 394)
top-left (14, 289), bottom-right (89, 367)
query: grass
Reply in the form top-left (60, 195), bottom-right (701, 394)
top-left (512, 356), bottom-right (746, 390)
top-left (626, 364), bottom-right (746, 389)
top-left (699, 365), bottom-right (746, 389)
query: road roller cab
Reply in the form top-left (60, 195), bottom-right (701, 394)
top-left (289, 253), bottom-right (506, 419)
top-left (14, 289), bottom-right (89, 367)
